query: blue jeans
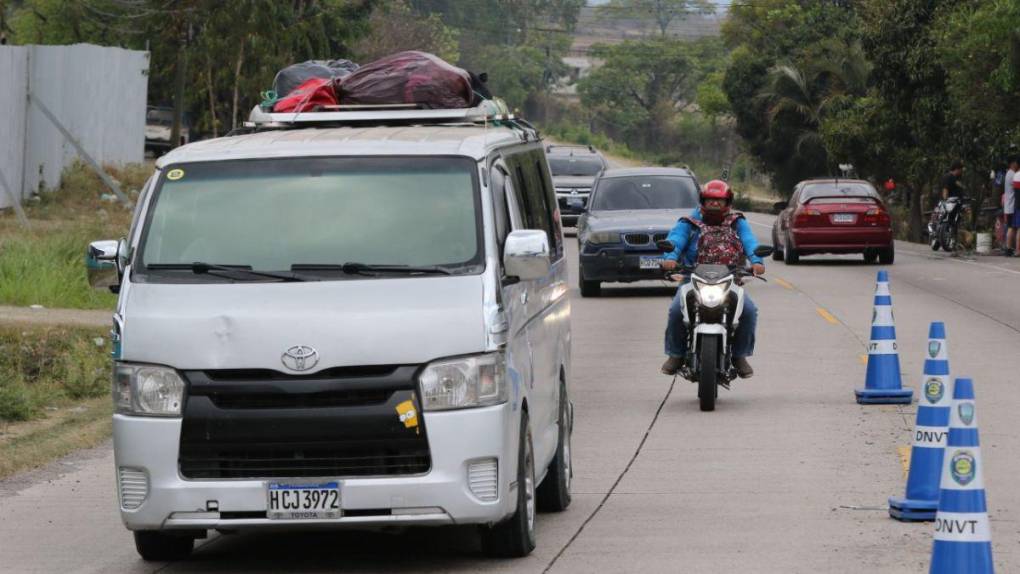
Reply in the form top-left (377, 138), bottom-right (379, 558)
top-left (664, 284), bottom-right (757, 359)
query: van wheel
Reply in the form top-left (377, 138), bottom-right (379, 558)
top-left (537, 384), bottom-right (572, 512)
top-left (579, 268), bottom-right (600, 297)
top-left (134, 531), bottom-right (195, 561)
top-left (480, 412), bottom-right (536, 558)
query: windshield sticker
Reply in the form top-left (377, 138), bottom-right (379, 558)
top-left (166, 168), bottom-right (185, 181)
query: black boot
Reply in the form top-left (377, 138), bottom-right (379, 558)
top-left (732, 357), bottom-right (754, 378)
top-left (661, 356), bottom-right (684, 375)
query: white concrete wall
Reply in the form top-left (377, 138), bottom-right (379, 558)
top-left (0, 46), bottom-right (29, 209)
top-left (0, 44), bottom-right (149, 209)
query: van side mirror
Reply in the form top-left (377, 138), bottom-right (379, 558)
top-left (772, 201), bottom-right (787, 215)
top-left (504, 230), bottom-right (551, 281)
top-left (87, 239), bottom-right (126, 293)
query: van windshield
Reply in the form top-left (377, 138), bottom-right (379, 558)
top-left (138, 157), bottom-right (482, 280)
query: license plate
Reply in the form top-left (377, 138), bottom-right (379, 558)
top-left (832, 213), bottom-right (856, 224)
top-left (267, 481), bottom-right (341, 520)
top-left (640, 256), bottom-right (663, 270)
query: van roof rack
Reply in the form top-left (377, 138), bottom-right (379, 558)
top-left (546, 144), bottom-right (597, 154)
top-left (244, 100), bottom-right (522, 129)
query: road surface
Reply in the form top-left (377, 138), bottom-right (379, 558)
top-left (1, 212), bottom-right (1018, 573)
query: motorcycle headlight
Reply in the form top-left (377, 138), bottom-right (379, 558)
top-left (694, 279), bottom-right (731, 308)
top-left (586, 231), bottom-right (621, 245)
top-left (113, 363), bottom-right (186, 417)
top-left (419, 352), bottom-right (507, 411)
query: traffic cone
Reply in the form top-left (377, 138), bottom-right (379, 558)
top-left (889, 322), bottom-right (953, 521)
top-left (929, 378), bottom-right (994, 573)
top-left (855, 271), bottom-right (913, 404)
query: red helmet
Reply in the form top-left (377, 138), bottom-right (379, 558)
top-left (701, 180), bottom-right (734, 205)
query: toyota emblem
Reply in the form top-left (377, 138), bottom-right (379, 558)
top-left (281, 346), bottom-right (319, 372)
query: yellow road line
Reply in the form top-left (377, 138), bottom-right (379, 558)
top-left (816, 307), bottom-right (840, 325)
top-left (774, 277), bottom-right (794, 290)
top-left (859, 354), bottom-right (868, 365)
top-left (898, 446), bottom-right (911, 478)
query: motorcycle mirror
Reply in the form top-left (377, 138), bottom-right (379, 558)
top-left (753, 245), bottom-right (774, 258)
top-left (656, 240), bottom-right (675, 253)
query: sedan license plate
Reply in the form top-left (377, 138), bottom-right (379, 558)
top-left (639, 256), bottom-right (663, 270)
top-left (267, 482), bottom-right (340, 520)
top-left (832, 213), bottom-right (857, 224)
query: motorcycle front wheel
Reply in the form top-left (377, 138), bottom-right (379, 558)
top-left (698, 336), bottom-right (718, 412)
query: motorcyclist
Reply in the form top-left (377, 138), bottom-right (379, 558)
top-left (660, 180), bottom-right (764, 377)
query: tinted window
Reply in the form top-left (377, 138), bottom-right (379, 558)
top-left (548, 156), bottom-right (604, 177)
top-left (591, 176), bottom-right (700, 210)
top-left (801, 182), bottom-right (878, 202)
top-left (507, 150), bottom-right (561, 258)
top-left (138, 157), bottom-right (481, 278)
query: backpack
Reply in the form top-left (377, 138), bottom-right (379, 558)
top-left (683, 212), bottom-right (746, 266)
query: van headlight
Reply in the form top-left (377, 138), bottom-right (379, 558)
top-left (419, 353), bottom-right (507, 411)
top-left (694, 279), bottom-right (731, 308)
top-left (113, 363), bottom-right (186, 416)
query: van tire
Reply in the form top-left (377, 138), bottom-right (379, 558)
top-left (537, 384), bottom-right (572, 512)
top-left (134, 531), bottom-right (195, 561)
top-left (784, 233), bottom-right (800, 265)
top-left (480, 412), bottom-right (536, 558)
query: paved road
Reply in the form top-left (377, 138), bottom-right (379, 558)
top-left (2, 213), bottom-right (1018, 573)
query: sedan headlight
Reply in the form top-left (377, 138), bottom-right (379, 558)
top-left (113, 363), bottom-right (186, 416)
top-left (419, 353), bottom-right (507, 411)
top-left (586, 231), bottom-right (621, 245)
top-left (694, 279), bottom-right (731, 308)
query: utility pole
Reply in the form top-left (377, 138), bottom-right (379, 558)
top-left (170, 19), bottom-right (191, 149)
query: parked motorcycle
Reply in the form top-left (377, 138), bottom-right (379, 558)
top-left (657, 240), bottom-right (774, 412)
top-left (928, 196), bottom-right (971, 252)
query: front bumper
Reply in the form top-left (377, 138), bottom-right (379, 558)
top-left (579, 248), bottom-right (665, 282)
top-left (113, 402), bottom-right (517, 531)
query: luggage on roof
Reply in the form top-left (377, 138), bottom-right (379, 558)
top-left (336, 51), bottom-right (474, 110)
top-left (273, 59), bottom-right (359, 99)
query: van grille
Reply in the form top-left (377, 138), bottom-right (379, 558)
top-left (178, 367), bottom-right (430, 479)
top-left (624, 233), bottom-right (650, 245)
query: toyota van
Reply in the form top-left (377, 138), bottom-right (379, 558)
top-left (87, 105), bottom-right (573, 561)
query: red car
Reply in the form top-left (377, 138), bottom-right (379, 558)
top-left (771, 179), bottom-right (894, 264)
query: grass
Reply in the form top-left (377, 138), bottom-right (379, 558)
top-left (0, 398), bottom-right (112, 479)
top-left (0, 323), bottom-right (114, 478)
top-left (0, 324), bottom-right (112, 422)
top-left (0, 161), bottom-right (148, 310)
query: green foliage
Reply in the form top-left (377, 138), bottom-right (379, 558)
top-left (353, 1), bottom-right (460, 64)
top-left (0, 325), bottom-right (111, 422)
top-left (597, 0), bottom-right (715, 37)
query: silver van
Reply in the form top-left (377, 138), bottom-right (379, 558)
top-left (87, 105), bottom-right (573, 560)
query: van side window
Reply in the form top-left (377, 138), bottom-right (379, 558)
top-left (507, 152), bottom-right (556, 255)
top-left (491, 167), bottom-right (510, 251)
top-left (532, 152), bottom-right (563, 259)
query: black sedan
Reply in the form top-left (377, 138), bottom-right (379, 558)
top-left (576, 167), bottom-right (700, 296)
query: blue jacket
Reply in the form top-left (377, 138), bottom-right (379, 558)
top-left (663, 208), bottom-right (762, 265)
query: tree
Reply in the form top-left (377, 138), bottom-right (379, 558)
top-left (353, 1), bottom-right (459, 64)
top-left (597, 0), bottom-right (713, 38)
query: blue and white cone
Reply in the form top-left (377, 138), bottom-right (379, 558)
top-left (890, 322), bottom-right (953, 521)
top-left (856, 271), bottom-right (913, 404)
top-left (930, 378), bottom-right (994, 573)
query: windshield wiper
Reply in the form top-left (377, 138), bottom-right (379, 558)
top-left (292, 262), bottom-right (454, 276)
top-left (147, 262), bottom-right (311, 282)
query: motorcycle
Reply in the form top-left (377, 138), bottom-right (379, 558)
top-left (657, 240), bottom-right (774, 412)
top-left (928, 196), bottom-right (971, 252)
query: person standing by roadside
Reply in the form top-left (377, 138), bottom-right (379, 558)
top-left (1004, 156), bottom-right (1019, 256)
top-left (941, 160), bottom-right (965, 200)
